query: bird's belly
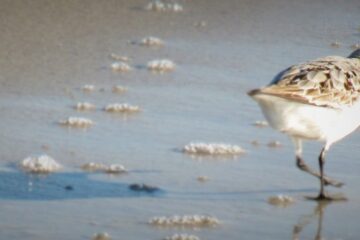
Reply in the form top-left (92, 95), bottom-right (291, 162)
top-left (251, 94), bottom-right (360, 143)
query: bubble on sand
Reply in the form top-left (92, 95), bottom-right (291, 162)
top-left (20, 155), bottom-right (61, 173)
top-left (253, 120), bottom-right (268, 128)
top-left (146, 0), bottom-right (183, 12)
top-left (112, 85), bottom-right (128, 94)
top-left (268, 195), bottom-right (295, 207)
top-left (267, 141), bottom-right (282, 148)
top-left (104, 103), bottom-right (140, 113)
top-left (111, 62), bottom-right (131, 72)
top-left (92, 232), bottom-right (111, 240)
top-left (81, 162), bottom-right (127, 174)
top-left (140, 36), bottom-right (165, 47)
top-left (82, 85), bottom-right (95, 92)
top-left (75, 102), bottom-right (96, 111)
top-left (147, 59), bottom-right (176, 72)
top-left (165, 234), bottom-right (200, 240)
top-left (109, 53), bottom-right (130, 62)
top-left (183, 142), bottom-right (245, 155)
top-left (60, 117), bottom-right (94, 128)
top-left (150, 215), bottom-right (220, 227)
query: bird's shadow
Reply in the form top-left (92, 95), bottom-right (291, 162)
top-left (0, 171), bottom-right (164, 201)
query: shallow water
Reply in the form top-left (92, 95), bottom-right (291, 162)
top-left (0, 0), bottom-right (360, 239)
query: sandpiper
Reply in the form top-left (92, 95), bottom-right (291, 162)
top-left (248, 49), bottom-right (360, 200)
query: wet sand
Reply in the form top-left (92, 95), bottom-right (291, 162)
top-left (0, 0), bottom-right (360, 239)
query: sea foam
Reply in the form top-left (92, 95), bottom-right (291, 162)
top-left (75, 102), bottom-right (96, 111)
top-left (183, 143), bottom-right (245, 155)
top-left (140, 36), bottom-right (164, 47)
top-left (145, 0), bottom-right (183, 12)
top-left (268, 195), bottom-right (295, 207)
top-left (104, 103), bottom-right (140, 113)
top-left (165, 234), bottom-right (200, 240)
top-left (147, 59), bottom-right (175, 72)
top-left (149, 215), bottom-right (220, 227)
top-left (60, 117), bottom-right (94, 128)
top-left (20, 155), bottom-right (61, 173)
top-left (111, 61), bottom-right (131, 72)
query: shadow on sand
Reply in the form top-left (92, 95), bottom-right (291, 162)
top-left (0, 171), bottom-right (164, 201)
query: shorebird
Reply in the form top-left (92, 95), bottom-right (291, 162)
top-left (248, 49), bottom-right (360, 200)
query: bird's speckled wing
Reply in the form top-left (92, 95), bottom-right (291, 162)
top-left (259, 56), bottom-right (360, 108)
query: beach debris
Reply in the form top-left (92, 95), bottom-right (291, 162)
top-left (149, 215), bottom-right (220, 227)
top-left (104, 103), bottom-right (140, 113)
top-left (112, 85), bottom-right (128, 94)
top-left (92, 232), bottom-right (111, 240)
top-left (183, 142), bottom-right (245, 155)
top-left (20, 154), bottom-right (61, 173)
top-left (330, 41), bottom-right (341, 48)
top-left (351, 43), bottom-right (360, 50)
top-left (129, 183), bottom-right (159, 193)
top-left (147, 59), bottom-right (176, 72)
top-left (145, 0), bottom-right (183, 12)
top-left (268, 195), bottom-right (295, 207)
top-left (197, 176), bottom-right (209, 182)
top-left (109, 53), bottom-right (130, 62)
top-left (165, 233), bottom-right (200, 240)
top-left (75, 102), bottom-right (96, 111)
top-left (105, 164), bottom-right (127, 174)
top-left (253, 120), bottom-right (268, 128)
top-left (59, 117), bottom-right (94, 128)
top-left (111, 61), bottom-right (131, 72)
top-left (267, 141), bottom-right (282, 148)
top-left (82, 85), bottom-right (95, 92)
top-left (140, 36), bottom-right (164, 47)
top-left (81, 162), bottom-right (127, 174)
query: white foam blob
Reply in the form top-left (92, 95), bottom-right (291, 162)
top-left (111, 61), bottom-right (131, 72)
top-left (20, 155), bottom-right (61, 173)
top-left (268, 195), bottom-right (295, 206)
top-left (140, 36), bottom-right (164, 47)
top-left (92, 232), bottom-right (111, 240)
top-left (81, 162), bottom-right (127, 174)
top-left (104, 103), bottom-right (140, 113)
top-left (82, 85), bottom-right (95, 92)
top-left (145, 0), bottom-right (183, 12)
top-left (165, 234), bottom-right (200, 240)
top-left (109, 53), bottom-right (130, 62)
top-left (60, 117), bottom-right (94, 128)
top-left (147, 59), bottom-right (175, 72)
top-left (183, 143), bottom-right (245, 155)
top-left (75, 102), bottom-right (96, 111)
top-left (112, 85), bottom-right (128, 94)
top-left (149, 215), bottom-right (220, 227)
top-left (253, 120), bottom-right (268, 128)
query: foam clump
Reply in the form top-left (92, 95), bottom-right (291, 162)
top-left (110, 53), bottom-right (130, 62)
top-left (60, 117), bottom-right (94, 128)
top-left (20, 155), bottom-right (61, 173)
top-left (165, 234), bottom-right (200, 240)
top-left (140, 36), bottom-right (164, 47)
top-left (147, 59), bottom-right (175, 72)
top-left (253, 120), bottom-right (268, 128)
top-left (105, 103), bottom-right (140, 113)
top-left (183, 143), bottom-right (245, 155)
top-left (149, 215), bottom-right (220, 227)
top-left (112, 85), bottom-right (128, 93)
top-left (75, 102), bottom-right (96, 111)
top-left (92, 232), bottom-right (111, 240)
top-left (146, 0), bottom-right (183, 12)
top-left (82, 85), bottom-right (95, 92)
top-left (268, 195), bottom-right (295, 207)
top-left (81, 162), bottom-right (127, 174)
top-left (111, 61), bottom-right (131, 72)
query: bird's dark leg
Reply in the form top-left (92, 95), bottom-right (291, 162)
top-left (292, 138), bottom-right (343, 188)
top-left (317, 147), bottom-right (327, 200)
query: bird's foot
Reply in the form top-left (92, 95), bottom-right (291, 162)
top-left (323, 177), bottom-right (344, 188)
top-left (305, 192), bottom-right (347, 201)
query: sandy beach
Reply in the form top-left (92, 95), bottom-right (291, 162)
top-left (0, 0), bottom-right (360, 239)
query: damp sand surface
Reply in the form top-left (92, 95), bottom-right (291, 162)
top-left (0, 0), bottom-right (360, 239)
